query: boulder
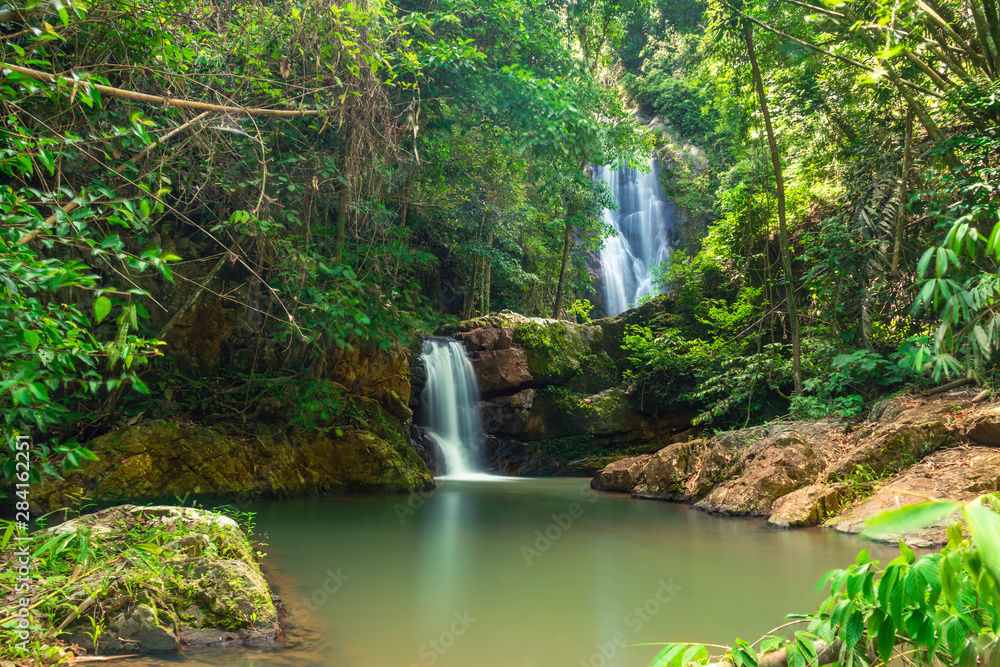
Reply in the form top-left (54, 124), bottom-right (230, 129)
top-left (692, 421), bottom-right (842, 516)
top-left (590, 455), bottom-right (652, 492)
top-left (440, 311), bottom-right (619, 395)
top-left (481, 389), bottom-right (535, 436)
top-left (966, 405), bottom-right (1000, 446)
top-left (630, 440), bottom-right (707, 502)
top-left (470, 348), bottom-right (535, 397)
top-left (768, 483), bottom-right (855, 528)
top-left (826, 446), bottom-right (1000, 547)
top-left (33, 420), bottom-right (434, 513)
top-left (56, 505), bottom-right (277, 654)
top-left (828, 400), bottom-right (961, 479)
top-left (454, 327), bottom-right (513, 352)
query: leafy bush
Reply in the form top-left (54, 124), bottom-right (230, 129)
top-left (648, 494), bottom-right (1000, 667)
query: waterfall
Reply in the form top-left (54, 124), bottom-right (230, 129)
top-left (596, 158), bottom-right (675, 317)
top-left (420, 338), bottom-right (483, 477)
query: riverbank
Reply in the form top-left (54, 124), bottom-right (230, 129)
top-left (591, 387), bottom-right (999, 547)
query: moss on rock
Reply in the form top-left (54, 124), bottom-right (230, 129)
top-left (33, 419), bottom-right (434, 513)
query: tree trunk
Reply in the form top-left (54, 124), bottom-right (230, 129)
top-left (463, 214), bottom-right (486, 320)
top-left (334, 185), bottom-right (348, 265)
top-left (483, 230), bottom-right (494, 316)
top-left (553, 208), bottom-right (573, 320)
top-left (744, 26), bottom-right (803, 394)
top-left (891, 109), bottom-right (913, 275)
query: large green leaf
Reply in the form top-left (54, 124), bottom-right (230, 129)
top-left (864, 501), bottom-right (961, 536)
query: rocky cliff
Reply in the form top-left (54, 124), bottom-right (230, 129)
top-left (591, 389), bottom-right (1000, 547)
top-left (32, 340), bottom-right (434, 514)
top-left (421, 309), bottom-right (691, 475)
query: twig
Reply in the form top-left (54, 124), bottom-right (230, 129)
top-left (17, 111), bottom-right (211, 245)
top-left (155, 252), bottom-right (230, 339)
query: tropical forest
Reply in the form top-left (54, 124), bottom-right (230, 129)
top-left (2, 0), bottom-right (1000, 664)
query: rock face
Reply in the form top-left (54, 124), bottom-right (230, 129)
top-left (591, 455), bottom-right (653, 492)
top-left (46, 505), bottom-right (278, 654)
top-left (33, 420), bottom-right (434, 513)
top-left (768, 483), bottom-right (855, 528)
top-left (692, 422), bottom-right (843, 516)
top-left (437, 310), bottom-right (691, 475)
top-left (591, 390), bottom-right (1000, 545)
top-left (826, 446), bottom-right (1000, 547)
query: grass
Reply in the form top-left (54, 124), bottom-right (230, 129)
top-left (0, 504), bottom-right (265, 663)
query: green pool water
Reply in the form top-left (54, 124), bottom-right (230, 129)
top-left (126, 477), bottom-right (899, 667)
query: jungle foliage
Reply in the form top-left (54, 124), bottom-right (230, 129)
top-left (0, 0), bottom-right (648, 470)
top-left (618, 0), bottom-right (1000, 426)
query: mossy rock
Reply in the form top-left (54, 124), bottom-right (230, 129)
top-left (47, 505), bottom-right (278, 654)
top-left (32, 420), bottom-right (433, 513)
top-left (440, 311), bottom-right (619, 392)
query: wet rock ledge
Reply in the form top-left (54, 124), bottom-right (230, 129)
top-left (17, 505), bottom-right (278, 656)
top-left (591, 390), bottom-right (1000, 548)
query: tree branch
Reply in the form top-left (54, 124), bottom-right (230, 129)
top-left (1, 63), bottom-right (330, 116)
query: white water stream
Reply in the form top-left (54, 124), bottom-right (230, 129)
top-left (420, 338), bottom-right (484, 478)
top-left (596, 158), bottom-right (675, 316)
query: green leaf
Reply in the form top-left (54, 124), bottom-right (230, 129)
top-left (650, 644), bottom-right (687, 667)
top-left (93, 296), bottom-right (112, 325)
top-left (877, 616), bottom-right (895, 661)
top-left (864, 501), bottom-right (961, 536)
top-left (23, 329), bottom-right (41, 351)
top-left (917, 247), bottom-right (935, 278)
top-left (965, 502), bottom-right (1000, 583)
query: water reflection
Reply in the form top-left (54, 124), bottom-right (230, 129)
top-left (123, 479), bottom-right (900, 667)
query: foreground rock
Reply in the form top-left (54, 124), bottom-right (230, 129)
top-left (591, 389), bottom-right (1000, 544)
top-left (14, 505), bottom-right (279, 655)
top-left (826, 446), bottom-right (1000, 547)
top-left (692, 421), bottom-right (843, 516)
top-left (32, 420), bottom-right (433, 513)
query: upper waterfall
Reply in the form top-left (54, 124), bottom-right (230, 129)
top-left (596, 158), bottom-right (675, 317)
top-left (420, 338), bottom-right (483, 477)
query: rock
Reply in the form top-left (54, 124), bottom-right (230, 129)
top-left (768, 483), bottom-right (854, 528)
top-left (163, 534), bottom-right (213, 557)
top-left (179, 628), bottom-right (242, 647)
top-left (828, 400), bottom-right (962, 479)
top-left (522, 388), bottom-right (648, 441)
top-left (630, 440), bottom-right (706, 502)
top-left (470, 348), bottom-right (535, 397)
top-left (692, 422), bottom-right (842, 516)
top-left (33, 420), bottom-right (434, 513)
top-left (827, 446), bottom-right (1000, 547)
top-left (481, 389), bottom-right (535, 436)
top-left (967, 405), bottom-right (1000, 445)
top-left (58, 505), bottom-right (277, 655)
top-left (590, 455), bottom-right (652, 492)
top-left (441, 311), bottom-right (619, 394)
top-left (122, 605), bottom-right (180, 653)
top-left (454, 327), bottom-right (513, 352)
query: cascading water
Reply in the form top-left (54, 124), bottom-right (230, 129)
top-left (596, 158), bottom-right (675, 317)
top-left (420, 338), bottom-right (483, 477)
